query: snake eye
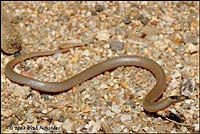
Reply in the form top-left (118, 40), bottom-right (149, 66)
top-left (169, 95), bottom-right (186, 102)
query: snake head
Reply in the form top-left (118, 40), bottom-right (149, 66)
top-left (169, 95), bottom-right (187, 103)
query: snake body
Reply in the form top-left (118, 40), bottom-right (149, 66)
top-left (4, 49), bottom-right (185, 112)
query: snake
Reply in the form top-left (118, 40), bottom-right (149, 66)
top-left (4, 48), bottom-right (186, 112)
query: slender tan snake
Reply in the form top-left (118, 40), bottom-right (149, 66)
top-left (4, 48), bottom-right (185, 112)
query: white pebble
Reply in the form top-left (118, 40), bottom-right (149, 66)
top-left (172, 70), bottom-right (181, 78)
top-left (84, 49), bottom-right (90, 56)
top-left (54, 121), bottom-right (63, 127)
top-left (91, 120), bottom-right (101, 133)
top-left (89, 120), bottom-right (95, 126)
top-left (105, 110), bottom-right (115, 117)
top-left (170, 129), bottom-right (177, 133)
top-left (96, 30), bottom-right (111, 41)
top-left (42, 109), bottom-right (48, 114)
top-left (111, 105), bottom-right (121, 114)
top-left (120, 114), bottom-right (132, 122)
top-left (99, 83), bottom-right (108, 89)
top-left (175, 64), bottom-right (183, 68)
top-left (194, 124), bottom-right (199, 131)
top-left (169, 79), bottom-right (179, 89)
top-left (156, 59), bottom-right (163, 65)
top-left (186, 43), bottom-right (198, 54)
top-left (185, 99), bottom-right (192, 105)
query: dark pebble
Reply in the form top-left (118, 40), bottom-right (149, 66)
top-left (58, 115), bottom-right (65, 122)
top-left (130, 3), bottom-right (140, 8)
top-left (126, 101), bottom-right (136, 108)
top-left (106, 101), bottom-right (112, 106)
top-left (95, 4), bottom-right (105, 12)
top-left (14, 51), bottom-right (21, 58)
top-left (60, 15), bottom-right (70, 22)
top-left (91, 9), bottom-right (97, 16)
top-left (37, 6), bottom-right (45, 13)
top-left (167, 112), bottom-right (184, 123)
top-left (24, 65), bottom-right (31, 71)
top-left (12, 16), bottom-right (24, 24)
top-left (134, 15), bottom-right (150, 25)
top-left (123, 18), bottom-right (132, 25)
top-left (41, 94), bottom-right (50, 100)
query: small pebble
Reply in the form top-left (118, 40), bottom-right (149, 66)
top-left (106, 101), bottom-right (112, 106)
top-left (111, 105), bottom-right (121, 114)
top-left (170, 129), bottom-right (177, 133)
top-left (13, 86), bottom-right (30, 99)
top-left (26, 114), bottom-right (37, 123)
top-left (135, 14), bottom-right (150, 25)
top-left (186, 43), bottom-right (198, 54)
top-left (169, 79), bottom-right (179, 89)
top-left (161, 14), bottom-right (174, 23)
top-left (14, 51), bottom-right (21, 58)
top-left (182, 102), bottom-right (190, 109)
top-left (37, 6), bottom-right (45, 13)
top-left (126, 101), bottom-right (136, 108)
top-left (58, 115), bottom-right (66, 122)
top-left (41, 94), bottom-right (50, 100)
top-left (130, 3), bottom-right (140, 8)
top-left (99, 83), bottom-right (109, 89)
top-left (120, 114), bottom-right (132, 122)
top-left (91, 9), bottom-right (97, 16)
top-left (194, 124), bottom-right (199, 132)
top-left (48, 109), bottom-right (62, 120)
top-left (95, 4), bottom-right (105, 12)
top-left (62, 119), bottom-right (74, 132)
top-left (54, 121), bottom-right (63, 128)
top-left (181, 78), bottom-right (195, 97)
top-left (112, 126), bottom-right (122, 133)
top-left (42, 109), bottom-right (48, 114)
top-left (172, 70), bottom-right (181, 78)
top-left (91, 120), bottom-right (101, 133)
top-left (96, 30), bottom-right (111, 41)
top-left (24, 65), bottom-right (31, 71)
top-left (183, 33), bottom-right (198, 44)
top-left (105, 110), bottom-right (115, 117)
top-left (58, 39), bottom-right (84, 49)
top-left (2, 108), bottom-right (13, 118)
top-left (170, 33), bottom-right (183, 45)
top-left (123, 17), bottom-right (132, 25)
top-left (81, 33), bottom-right (96, 44)
top-left (110, 41), bottom-right (124, 51)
